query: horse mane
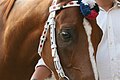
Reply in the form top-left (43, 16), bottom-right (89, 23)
top-left (0, 0), bottom-right (52, 43)
top-left (0, 0), bottom-right (53, 60)
top-left (0, 0), bottom-right (16, 22)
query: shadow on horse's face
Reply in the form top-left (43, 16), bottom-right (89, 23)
top-left (42, 5), bottom-right (97, 80)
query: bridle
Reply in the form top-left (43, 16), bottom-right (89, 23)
top-left (38, 0), bottom-right (99, 80)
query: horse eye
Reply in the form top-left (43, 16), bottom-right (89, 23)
top-left (60, 31), bottom-right (72, 42)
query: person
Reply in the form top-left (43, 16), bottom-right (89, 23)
top-left (95, 0), bottom-right (120, 80)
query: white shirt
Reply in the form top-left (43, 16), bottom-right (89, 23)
top-left (96, 1), bottom-right (120, 80)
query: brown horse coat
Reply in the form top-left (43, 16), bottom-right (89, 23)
top-left (0, 0), bottom-right (102, 80)
top-left (0, 0), bottom-right (52, 79)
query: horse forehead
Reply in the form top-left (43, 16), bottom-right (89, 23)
top-left (56, 7), bottom-right (82, 23)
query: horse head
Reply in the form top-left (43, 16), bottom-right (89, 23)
top-left (40, 0), bottom-right (102, 80)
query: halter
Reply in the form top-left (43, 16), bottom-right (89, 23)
top-left (38, 0), bottom-right (99, 80)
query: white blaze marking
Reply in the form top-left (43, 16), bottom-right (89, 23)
top-left (83, 18), bottom-right (98, 80)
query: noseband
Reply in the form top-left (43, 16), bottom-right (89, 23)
top-left (38, 0), bottom-right (99, 80)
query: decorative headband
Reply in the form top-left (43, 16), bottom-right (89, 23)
top-left (79, 0), bottom-right (99, 19)
top-left (49, 0), bottom-right (99, 20)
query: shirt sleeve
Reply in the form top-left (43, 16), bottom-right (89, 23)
top-left (35, 58), bottom-right (47, 69)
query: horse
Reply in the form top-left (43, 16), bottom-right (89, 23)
top-left (0, 0), bottom-right (102, 80)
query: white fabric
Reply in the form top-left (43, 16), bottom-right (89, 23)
top-left (96, 1), bottom-right (120, 80)
top-left (83, 18), bottom-right (98, 80)
top-left (35, 58), bottom-right (46, 68)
